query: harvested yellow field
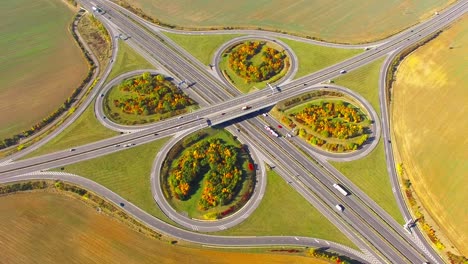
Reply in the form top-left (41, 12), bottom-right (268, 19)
top-left (392, 16), bottom-right (468, 255)
top-left (0, 192), bottom-right (328, 264)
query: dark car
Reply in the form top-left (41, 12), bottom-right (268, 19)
top-left (119, 202), bottom-right (125, 207)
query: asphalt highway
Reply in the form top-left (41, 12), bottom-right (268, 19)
top-left (0, 172), bottom-right (369, 263)
top-left (1, 0), bottom-right (466, 263)
top-left (77, 2), bottom-right (468, 262)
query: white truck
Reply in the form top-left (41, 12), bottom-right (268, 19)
top-left (333, 183), bottom-right (350, 196)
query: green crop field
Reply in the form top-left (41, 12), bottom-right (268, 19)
top-left (331, 141), bottom-right (404, 224)
top-left (105, 40), bottom-right (155, 83)
top-left (0, 192), bottom-right (328, 264)
top-left (128, 0), bottom-right (451, 43)
top-left (217, 169), bottom-right (355, 248)
top-left (55, 138), bottom-right (174, 225)
top-left (23, 101), bottom-right (118, 159)
top-left (392, 16), bottom-right (468, 255)
top-left (278, 38), bottom-right (361, 78)
top-left (0, 0), bottom-right (88, 140)
top-left (334, 57), bottom-right (385, 115)
top-left (162, 32), bottom-right (242, 65)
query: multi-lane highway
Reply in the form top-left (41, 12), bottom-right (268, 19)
top-left (1, 0), bottom-right (466, 263)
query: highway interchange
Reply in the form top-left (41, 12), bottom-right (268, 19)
top-left (1, 0), bottom-right (467, 263)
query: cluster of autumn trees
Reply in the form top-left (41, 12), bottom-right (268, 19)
top-left (228, 41), bottom-right (287, 83)
top-left (293, 101), bottom-right (364, 139)
top-left (169, 138), bottom-right (242, 210)
top-left (308, 248), bottom-right (354, 264)
top-left (282, 101), bottom-right (370, 152)
top-left (113, 72), bottom-right (194, 116)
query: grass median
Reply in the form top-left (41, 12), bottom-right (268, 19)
top-left (216, 168), bottom-right (356, 249)
top-left (331, 141), bottom-right (404, 224)
top-left (278, 38), bottom-right (361, 79)
top-left (334, 57), bottom-right (385, 115)
top-left (22, 101), bottom-right (118, 159)
top-left (53, 138), bottom-right (174, 225)
top-left (162, 32), bottom-right (242, 65)
top-left (105, 40), bottom-right (155, 83)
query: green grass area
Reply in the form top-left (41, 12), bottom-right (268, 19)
top-left (53, 138), bottom-right (174, 224)
top-left (105, 40), bottom-right (155, 83)
top-left (162, 32), bottom-right (242, 65)
top-left (0, 0), bottom-right (88, 140)
top-left (216, 168), bottom-right (356, 248)
top-left (129, 0), bottom-right (449, 43)
top-left (278, 38), bottom-right (362, 78)
top-left (330, 140), bottom-right (404, 224)
top-left (23, 101), bottom-right (118, 159)
top-left (166, 128), bottom-right (254, 219)
top-left (334, 57), bottom-right (385, 114)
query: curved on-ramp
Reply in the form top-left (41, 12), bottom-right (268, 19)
top-left (0, 172), bottom-right (370, 263)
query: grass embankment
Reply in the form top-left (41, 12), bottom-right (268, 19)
top-left (217, 169), bottom-right (356, 249)
top-left (331, 141), bottom-right (404, 224)
top-left (165, 129), bottom-right (255, 220)
top-left (162, 32), bottom-right (242, 65)
top-left (219, 41), bottom-right (290, 93)
top-left (0, 0), bottom-right (88, 140)
top-left (126, 0), bottom-right (449, 43)
top-left (278, 38), bottom-right (361, 78)
top-left (54, 138), bottom-right (173, 224)
top-left (105, 40), bottom-right (155, 83)
top-left (77, 12), bottom-right (111, 75)
top-left (329, 57), bottom-right (404, 223)
top-left (0, 191), bottom-right (328, 264)
top-left (392, 16), bottom-right (468, 256)
top-left (22, 100), bottom-right (118, 159)
top-left (334, 57), bottom-right (385, 114)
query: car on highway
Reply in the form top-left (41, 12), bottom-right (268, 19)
top-left (69, 148), bottom-right (76, 152)
top-left (339, 70), bottom-right (347, 74)
top-left (119, 202), bottom-right (125, 207)
top-left (241, 106), bottom-right (251, 110)
top-left (277, 125), bottom-right (283, 129)
top-left (100, 93), bottom-right (104, 97)
top-left (221, 113), bottom-right (225, 115)
top-left (114, 144), bottom-right (120, 147)
top-left (335, 204), bottom-right (344, 211)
